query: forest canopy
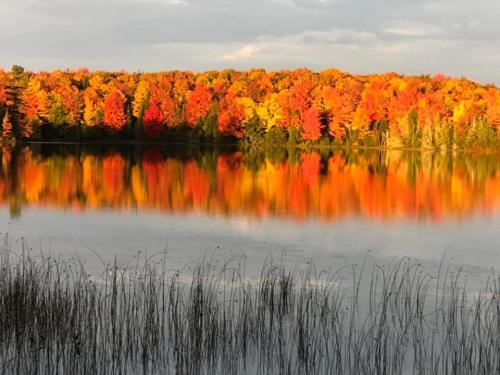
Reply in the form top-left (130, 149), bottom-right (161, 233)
top-left (0, 66), bottom-right (499, 149)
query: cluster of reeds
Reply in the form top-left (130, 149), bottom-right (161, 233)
top-left (0, 243), bottom-right (499, 374)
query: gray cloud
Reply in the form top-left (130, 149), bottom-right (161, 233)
top-left (0, 0), bottom-right (499, 83)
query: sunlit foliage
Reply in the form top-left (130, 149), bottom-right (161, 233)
top-left (0, 66), bottom-right (498, 148)
top-left (103, 90), bottom-right (127, 131)
top-left (185, 84), bottom-right (212, 127)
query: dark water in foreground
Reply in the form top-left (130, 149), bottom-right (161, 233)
top-left (0, 144), bottom-right (499, 272)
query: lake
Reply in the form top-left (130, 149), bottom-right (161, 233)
top-left (0, 144), bottom-right (499, 275)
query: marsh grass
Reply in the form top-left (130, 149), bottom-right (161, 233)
top-left (0, 242), bottom-right (499, 374)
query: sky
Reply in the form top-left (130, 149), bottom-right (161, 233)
top-left (1, 0), bottom-right (500, 84)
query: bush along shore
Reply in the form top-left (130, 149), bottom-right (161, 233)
top-left (0, 241), bottom-right (499, 374)
top-left (0, 66), bottom-right (500, 149)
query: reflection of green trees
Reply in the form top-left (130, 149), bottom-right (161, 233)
top-left (264, 147), bottom-right (287, 164)
top-left (243, 150), bottom-right (265, 173)
top-left (197, 150), bottom-right (220, 188)
top-left (458, 152), bottom-right (500, 186)
top-left (401, 152), bottom-right (421, 187)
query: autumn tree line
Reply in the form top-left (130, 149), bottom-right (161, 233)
top-left (0, 65), bottom-right (499, 148)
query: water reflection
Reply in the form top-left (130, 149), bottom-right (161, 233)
top-left (1, 145), bottom-right (499, 222)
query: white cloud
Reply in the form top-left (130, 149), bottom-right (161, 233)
top-left (223, 44), bottom-right (262, 60)
top-left (163, 0), bottom-right (188, 4)
top-left (384, 21), bottom-right (446, 38)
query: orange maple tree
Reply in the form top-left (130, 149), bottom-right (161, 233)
top-left (185, 84), bottom-right (212, 127)
top-left (217, 92), bottom-right (245, 138)
top-left (104, 90), bottom-right (127, 131)
top-left (301, 106), bottom-right (322, 141)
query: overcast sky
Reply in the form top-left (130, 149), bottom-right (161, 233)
top-left (1, 0), bottom-right (500, 83)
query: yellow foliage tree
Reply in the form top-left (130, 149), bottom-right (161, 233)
top-left (256, 94), bottom-right (282, 131)
top-left (237, 97), bottom-right (256, 124)
top-left (83, 87), bottom-right (102, 126)
top-left (133, 79), bottom-right (150, 119)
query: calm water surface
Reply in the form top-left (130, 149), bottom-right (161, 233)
top-left (0, 144), bottom-right (499, 273)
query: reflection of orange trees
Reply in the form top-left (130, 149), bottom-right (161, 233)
top-left (184, 162), bottom-right (210, 209)
top-left (102, 155), bottom-right (126, 206)
top-left (4, 147), bottom-right (500, 222)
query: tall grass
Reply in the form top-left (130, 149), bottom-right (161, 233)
top-left (0, 242), bottom-right (499, 374)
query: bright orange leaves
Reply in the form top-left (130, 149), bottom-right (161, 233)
top-left (301, 107), bottom-right (322, 141)
top-left (218, 93), bottom-right (245, 138)
top-left (185, 85), bottom-right (212, 127)
top-left (0, 67), bottom-right (498, 147)
top-left (104, 90), bottom-right (127, 131)
top-left (485, 88), bottom-right (500, 129)
top-left (321, 81), bottom-right (361, 139)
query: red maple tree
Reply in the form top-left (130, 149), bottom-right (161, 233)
top-left (143, 98), bottom-right (165, 138)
